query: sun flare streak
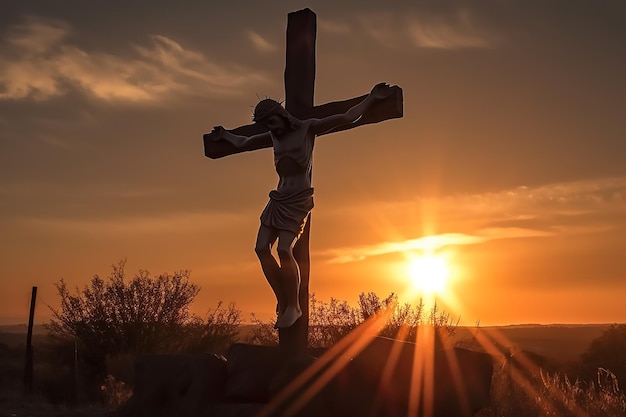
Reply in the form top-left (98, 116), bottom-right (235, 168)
top-left (257, 311), bottom-right (391, 417)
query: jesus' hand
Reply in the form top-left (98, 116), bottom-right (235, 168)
top-left (211, 126), bottom-right (226, 141)
top-left (370, 82), bottom-right (393, 100)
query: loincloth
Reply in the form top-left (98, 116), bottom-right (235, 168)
top-left (260, 187), bottom-right (314, 236)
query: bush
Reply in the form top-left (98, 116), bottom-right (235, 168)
top-left (246, 313), bottom-right (279, 346)
top-left (483, 364), bottom-right (626, 417)
top-left (246, 292), bottom-right (458, 349)
top-left (48, 259), bottom-right (200, 357)
top-left (578, 324), bottom-right (626, 384)
top-left (45, 259), bottom-right (241, 401)
top-left (359, 293), bottom-right (457, 346)
top-left (476, 325), bottom-right (626, 417)
top-left (183, 301), bottom-right (242, 355)
top-left (308, 294), bottom-right (362, 348)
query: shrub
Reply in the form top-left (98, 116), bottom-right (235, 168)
top-left (482, 363), bottom-right (626, 417)
top-left (579, 324), bottom-right (626, 384)
top-left (308, 294), bottom-right (362, 348)
top-left (246, 313), bottom-right (279, 346)
top-left (246, 292), bottom-right (458, 349)
top-left (183, 301), bottom-right (242, 354)
top-left (45, 259), bottom-right (241, 400)
top-left (48, 259), bottom-right (200, 357)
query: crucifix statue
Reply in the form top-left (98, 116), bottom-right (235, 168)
top-left (204, 8), bottom-right (402, 354)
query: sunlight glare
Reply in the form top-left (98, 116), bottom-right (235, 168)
top-left (406, 253), bottom-right (450, 295)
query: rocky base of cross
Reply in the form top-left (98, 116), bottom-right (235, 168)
top-left (113, 337), bottom-right (494, 417)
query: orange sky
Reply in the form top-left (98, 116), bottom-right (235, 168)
top-left (1, 1), bottom-right (625, 326)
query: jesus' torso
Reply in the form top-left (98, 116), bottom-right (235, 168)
top-left (271, 120), bottom-right (315, 195)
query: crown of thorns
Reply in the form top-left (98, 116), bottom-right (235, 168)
top-left (253, 98), bottom-right (286, 122)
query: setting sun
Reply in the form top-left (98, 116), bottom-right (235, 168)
top-left (406, 253), bottom-right (450, 295)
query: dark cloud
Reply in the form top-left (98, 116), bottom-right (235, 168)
top-left (0, 17), bottom-right (268, 103)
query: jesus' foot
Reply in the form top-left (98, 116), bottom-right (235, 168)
top-left (274, 306), bottom-right (302, 329)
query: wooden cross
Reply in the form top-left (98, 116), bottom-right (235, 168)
top-left (204, 8), bottom-right (402, 355)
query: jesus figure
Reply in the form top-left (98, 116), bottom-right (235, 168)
top-left (211, 82), bottom-right (392, 328)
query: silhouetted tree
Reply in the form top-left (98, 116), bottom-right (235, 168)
top-left (579, 324), bottom-right (626, 384)
top-left (46, 259), bottom-right (241, 399)
top-left (48, 260), bottom-right (200, 356)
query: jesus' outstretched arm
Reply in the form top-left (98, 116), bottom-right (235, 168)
top-left (211, 126), bottom-right (271, 151)
top-left (309, 82), bottom-right (394, 135)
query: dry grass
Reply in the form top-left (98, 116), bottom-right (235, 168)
top-left (478, 363), bottom-right (626, 417)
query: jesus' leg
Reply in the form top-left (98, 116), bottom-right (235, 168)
top-left (254, 225), bottom-right (284, 316)
top-left (274, 230), bottom-right (302, 328)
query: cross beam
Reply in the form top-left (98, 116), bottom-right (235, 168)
top-left (204, 8), bottom-right (402, 354)
top-left (202, 10), bottom-right (402, 159)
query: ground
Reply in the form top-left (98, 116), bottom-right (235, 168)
top-left (0, 401), bottom-right (109, 417)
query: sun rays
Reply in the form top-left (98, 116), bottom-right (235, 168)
top-left (255, 203), bottom-right (596, 416)
top-left (257, 303), bottom-right (473, 417)
top-left (256, 300), bottom-right (592, 417)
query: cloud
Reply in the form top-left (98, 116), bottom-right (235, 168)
top-left (247, 31), bottom-right (277, 52)
top-left (5, 16), bottom-right (68, 55)
top-left (0, 17), bottom-right (268, 102)
top-left (446, 176), bottom-right (626, 220)
top-left (357, 8), bottom-right (496, 50)
top-left (319, 233), bottom-right (484, 263)
top-left (319, 228), bottom-right (554, 264)
top-left (318, 176), bottom-right (626, 263)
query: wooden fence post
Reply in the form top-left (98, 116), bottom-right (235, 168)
top-left (24, 286), bottom-right (37, 395)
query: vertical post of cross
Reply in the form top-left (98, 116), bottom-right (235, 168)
top-left (203, 7), bottom-right (403, 356)
top-left (279, 8), bottom-right (317, 356)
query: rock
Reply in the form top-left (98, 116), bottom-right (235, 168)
top-left (114, 353), bottom-right (227, 417)
top-left (223, 344), bottom-right (282, 403)
top-left (118, 339), bottom-right (493, 417)
top-left (323, 337), bottom-right (493, 417)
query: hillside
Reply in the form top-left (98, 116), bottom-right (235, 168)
top-left (0, 324), bottom-right (48, 349)
top-left (454, 324), bottom-right (612, 363)
top-left (1, 323), bottom-right (614, 364)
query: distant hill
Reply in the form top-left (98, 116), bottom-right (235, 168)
top-left (0, 323), bottom-right (614, 363)
top-left (454, 324), bottom-right (612, 363)
top-left (0, 324), bottom-right (48, 348)
top-left (0, 324), bottom-right (48, 335)
top-left (234, 323), bottom-right (612, 363)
